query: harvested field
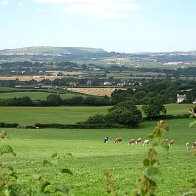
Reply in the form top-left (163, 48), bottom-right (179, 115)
top-left (67, 87), bottom-right (126, 97)
top-left (0, 76), bottom-right (63, 81)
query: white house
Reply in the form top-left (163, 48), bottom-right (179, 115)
top-left (193, 99), bottom-right (196, 104)
top-left (177, 94), bottom-right (187, 103)
top-left (104, 82), bottom-right (112, 86)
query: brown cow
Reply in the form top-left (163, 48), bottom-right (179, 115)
top-left (192, 142), bottom-right (196, 148)
top-left (114, 137), bottom-right (122, 144)
top-left (128, 139), bottom-right (135, 145)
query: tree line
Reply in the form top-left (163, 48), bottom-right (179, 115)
top-left (111, 80), bottom-right (196, 104)
top-left (0, 94), bottom-right (114, 106)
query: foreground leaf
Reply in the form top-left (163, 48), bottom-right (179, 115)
top-left (61, 168), bottom-right (73, 175)
top-left (0, 145), bottom-right (16, 156)
top-left (144, 167), bottom-right (162, 183)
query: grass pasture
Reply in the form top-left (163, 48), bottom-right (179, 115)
top-left (3, 118), bottom-right (196, 195)
top-left (0, 106), bottom-right (109, 125)
top-left (0, 104), bottom-right (194, 126)
top-left (0, 91), bottom-right (86, 101)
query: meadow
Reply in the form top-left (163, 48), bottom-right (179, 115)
top-left (0, 106), bottom-right (108, 125)
top-left (0, 103), bottom-right (195, 195)
top-left (3, 118), bottom-right (196, 195)
top-left (0, 104), bottom-right (194, 125)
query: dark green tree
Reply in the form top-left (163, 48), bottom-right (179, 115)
top-left (142, 98), bottom-right (166, 119)
top-left (46, 94), bottom-right (62, 106)
top-left (107, 100), bottom-right (142, 127)
top-left (85, 114), bottom-right (106, 124)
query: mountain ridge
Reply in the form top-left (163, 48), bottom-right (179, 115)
top-left (0, 46), bottom-right (107, 55)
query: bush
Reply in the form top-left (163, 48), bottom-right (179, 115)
top-left (0, 122), bottom-right (19, 128)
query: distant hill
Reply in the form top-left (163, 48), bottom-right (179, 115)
top-left (1, 46), bottom-right (107, 55)
top-left (0, 46), bottom-right (196, 68)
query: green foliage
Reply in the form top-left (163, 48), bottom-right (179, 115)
top-left (189, 108), bottom-right (196, 127)
top-left (85, 113), bottom-right (107, 124)
top-left (131, 120), bottom-right (169, 195)
top-left (0, 122), bottom-right (19, 128)
top-left (83, 100), bottom-right (142, 128)
top-left (0, 145), bottom-right (16, 156)
top-left (142, 98), bottom-right (167, 119)
top-left (107, 100), bottom-right (142, 127)
top-left (103, 169), bottom-right (118, 196)
top-left (32, 152), bottom-right (73, 195)
top-left (46, 94), bottom-right (63, 106)
top-left (0, 130), bottom-right (18, 195)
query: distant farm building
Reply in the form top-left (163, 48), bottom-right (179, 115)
top-left (104, 82), bottom-right (112, 86)
top-left (177, 94), bottom-right (187, 103)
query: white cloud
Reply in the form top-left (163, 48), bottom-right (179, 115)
top-left (0, 0), bottom-right (9, 5)
top-left (16, 2), bottom-right (23, 10)
top-left (33, 0), bottom-right (141, 19)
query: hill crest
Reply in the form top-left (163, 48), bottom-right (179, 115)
top-left (1, 46), bottom-right (106, 55)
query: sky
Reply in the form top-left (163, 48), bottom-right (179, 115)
top-left (0, 0), bottom-right (196, 53)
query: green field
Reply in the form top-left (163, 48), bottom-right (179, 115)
top-left (3, 118), bottom-right (196, 195)
top-left (1, 104), bottom-right (196, 195)
top-left (0, 91), bottom-right (86, 100)
top-left (0, 106), bottom-right (109, 125)
top-left (0, 104), bottom-right (194, 125)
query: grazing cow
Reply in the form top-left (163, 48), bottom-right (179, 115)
top-left (135, 138), bottom-right (142, 144)
top-left (128, 139), bottom-right (136, 145)
top-left (104, 136), bottom-right (109, 143)
top-left (185, 142), bottom-right (190, 150)
top-left (143, 140), bottom-right (150, 146)
top-left (192, 142), bottom-right (196, 148)
top-left (168, 139), bottom-right (175, 147)
top-left (114, 137), bottom-right (122, 144)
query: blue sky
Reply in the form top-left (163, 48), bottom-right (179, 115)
top-left (0, 0), bottom-right (196, 52)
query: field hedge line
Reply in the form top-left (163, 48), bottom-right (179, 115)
top-left (0, 122), bottom-right (19, 128)
top-left (0, 114), bottom-right (189, 129)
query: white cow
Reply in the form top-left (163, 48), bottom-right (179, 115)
top-left (185, 142), bottom-right (190, 150)
top-left (143, 140), bottom-right (150, 146)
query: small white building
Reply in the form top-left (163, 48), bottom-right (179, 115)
top-left (104, 82), bottom-right (112, 86)
top-left (177, 94), bottom-right (187, 103)
top-left (193, 99), bottom-right (196, 104)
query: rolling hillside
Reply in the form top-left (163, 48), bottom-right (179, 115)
top-left (0, 46), bottom-right (106, 55)
top-left (0, 46), bottom-right (196, 69)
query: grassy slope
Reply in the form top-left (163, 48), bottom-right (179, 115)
top-left (0, 104), bottom-right (194, 125)
top-left (4, 118), bottom-right (196, 195)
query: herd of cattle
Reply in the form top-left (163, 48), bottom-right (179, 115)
top-left (104, 136), bottom-right (196, 149)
